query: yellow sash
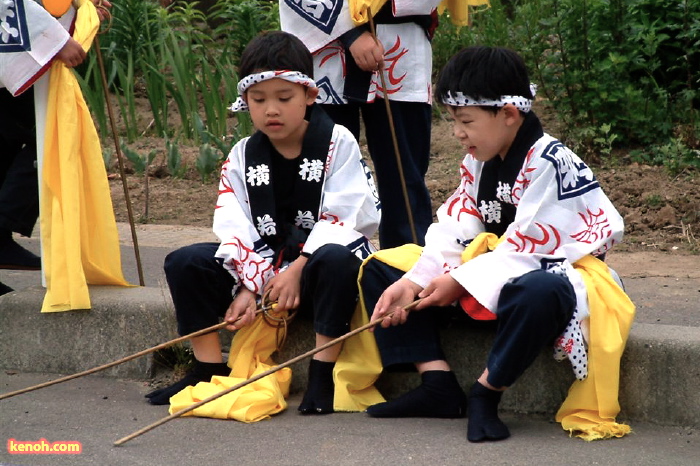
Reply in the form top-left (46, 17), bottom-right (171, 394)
top-left (40, 0), bottom-right (129, 312)
top-left (169, 313), bottom-right (292, 422)
top-left (556, 255), bottom-right (636, 440)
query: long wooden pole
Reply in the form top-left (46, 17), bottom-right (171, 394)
top-left (94, 34), bottom-right (145, 286)
top-left (367, 8), bottom-right (418, 245)
top-left (113, 299), bottom-right (422, 447)
top-left (0, 311), bottom-right (263, 401)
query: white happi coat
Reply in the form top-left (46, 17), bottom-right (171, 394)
top-left (0, 0), bottom-right (74, 95)
top-left (280, 0), bottom-right (442, 104)
top-left (214, 122), bottom-right (381, 296)
top-left (405, 133), bottom-right (624, 378)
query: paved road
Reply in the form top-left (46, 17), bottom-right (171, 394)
top-left (1, 373), bottom-right (698, 466)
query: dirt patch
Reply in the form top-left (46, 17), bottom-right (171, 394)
top-left (109, 116), bottom-right (700, 256)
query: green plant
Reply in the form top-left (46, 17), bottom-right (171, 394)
top-left (121, 141), bottom-right (156, 175)
top-left (645, 194), bottom-right (663, 208)
top-left (196, 143), bottom-right (221, 182)
top-left (165, 136), bottom-right (186, 178)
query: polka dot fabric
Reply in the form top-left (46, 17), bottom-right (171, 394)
top-left (553, 304), bottom-right (589, 380)
top-left (230, 70), bottom-right (317, 112)
top-left (441, 84), bottom-right (538, 113)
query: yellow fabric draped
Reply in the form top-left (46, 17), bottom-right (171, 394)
top-left (349, 0), bottom-right (389, 25)
top-left (349, 1), bottom-right (490, 27)
top-left (438, 0), bottom-right (491, 27)
top-left (40, 0), bottom-right (129, 312)
top-left (368, 234), bottom-right (635, 440)
top-left (169, 313), bottom-right (292, 422)
top-left (556, 254), bottom-right (636, 441)
top-left (170, 298), bottom-right (386, 420)
top-left (333, 276), bottom-right (387, 411)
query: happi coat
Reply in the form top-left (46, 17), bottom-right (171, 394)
top-left (281, 0), bottom-right (442, 105)
top-left (213, 107), bottom-right (381, 295)
top-left (170, 108), bottom-right (384, 421)
top-left (406, 112), bottom-right (629, 376)
top-left (392, 112), bottom-right (635, 439)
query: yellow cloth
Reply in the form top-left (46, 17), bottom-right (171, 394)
top-left (331, 244), bottom-right (425, 412)
top-left (349, 1), bottom-right (491, 27)
top-left (349, 0), bottom-right (389, 25)
top-left (369, 235), bottom-right (635, 440)
top-left (556, 254), bottom-right (636, 440)
top-left (169, 313), bottom-right (292, 422)
top-left (170, 299), bottom-right (387, 419)
top-left (438, 0), bottom-right (491, 27)
top-left (40, 0), bottom-right (129, 312)
top-left (333, 281), bottom-right (387, 412)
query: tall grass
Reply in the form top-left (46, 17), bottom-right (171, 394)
top-left (78, 0), bottom-right (265, 176)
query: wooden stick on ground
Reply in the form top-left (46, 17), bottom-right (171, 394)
top-left (0, 310), bottom-right (263, 401)
top-left (113, 299), bottom-right (423, 447)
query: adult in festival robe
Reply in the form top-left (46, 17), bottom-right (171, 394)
top-left (0, 0), bottom-right (128, 310)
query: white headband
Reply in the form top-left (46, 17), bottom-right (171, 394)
top-left (229, 70), bottom-right (317, 112)
top-left (441, 84), bottom-right (538, 113)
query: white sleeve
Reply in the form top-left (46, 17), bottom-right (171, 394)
top-left (213, 139), bottom-right (276, 295)
top-left (404, 154), bottom-right (485, 288)
top-left (0, 0), bottom-right (71, 94)
top-left (303, 125), bottom-right (381, 255)
top-left (450, 136), bottom-right (624, 312)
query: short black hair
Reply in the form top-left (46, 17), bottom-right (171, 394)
top-left (238, 31), bottom-right (314, 78)
top-left (435, 46), bottom-right (533, 114)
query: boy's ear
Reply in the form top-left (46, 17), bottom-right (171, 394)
top-left (306, 87), bottom-right (319, 105)
top-left (502, 103), bottom-right (522, 126)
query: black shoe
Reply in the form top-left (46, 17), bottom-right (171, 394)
top-left (0, 238), bottom-right (41, 270)
top-left (145, 360), bottom-right (230, 405)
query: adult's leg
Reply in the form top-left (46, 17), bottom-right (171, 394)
top-left (0, 88), bottom-right (41, 269)
top-left (319, 103), bottom-right (361, 140)
top-left (146, 242), bottom-right (235, 404)
top-left (467, 270), bottom-right (576, 442)
top-left (359, 257), bottom-right (466, 418)
top-left (362, 100), bottom-right (433, 248)
top-left (297, 243), bottom-right (361, 414)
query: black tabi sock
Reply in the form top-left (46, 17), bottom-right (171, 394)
top-left (466, 381), bottom-right (510, 442)
top-left (366, 370), bottom-right (467, 419)
top-left (145, 360), bottom-right (229, 405)
top-left (298, 359), bottom-right (335, 415)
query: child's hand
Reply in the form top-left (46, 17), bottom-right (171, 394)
top-left (264, 256), bottom-right (307, 313)
top-left (349, 31), bottom-right (385, 72)
top-left (56, 38), bottom-right (86, 68)
top-left (371, 278), bottom-right (422, 329)
top-left (417, 273), bottom-right (465, 308)
top-left (224, 287), bottom-right (258, 331)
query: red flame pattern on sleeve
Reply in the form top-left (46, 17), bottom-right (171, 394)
top-left (220, 238), bottom-right (274, 294)
top-left (571, 208), bottom-right (612, 244)
top-left (507, 223), bottom-right (562, 254)
top-left (445, 163), bottom-right (481, 221)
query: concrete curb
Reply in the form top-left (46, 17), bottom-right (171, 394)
top-left (1, 285), bottom-right (698, 428)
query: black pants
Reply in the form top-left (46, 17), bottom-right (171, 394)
top-left (165, 242), bottom-right (362, 338)
top-left (321, 100), bottom-right (433, 249)
top-left (359, 258), bottom-right (576, 388)
top-left (0, 88), bottom-right (39, 237)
